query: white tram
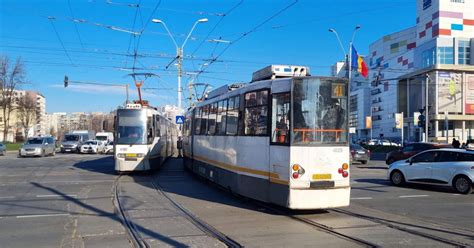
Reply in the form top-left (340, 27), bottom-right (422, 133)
top-left (183, 65), bottom-right (350, 209)
top-left (114, 103), bottom-right (178, 172)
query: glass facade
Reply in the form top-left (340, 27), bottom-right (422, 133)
top-left (437, 47), bottom-right (454, 64)
top-left (421, 47), bottom-right (436, 67)
top-left (458, 40), bottom-right (471, 65)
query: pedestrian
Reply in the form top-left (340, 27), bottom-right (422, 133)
top-left (177, 136), bottom-right (183, 158)
top-left (452, 138), bottom-right (460, 148)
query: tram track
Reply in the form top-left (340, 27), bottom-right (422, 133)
top-left (149, 179), bottom-right (243, 248)
top-left (252, 202), bottom-right (379, 248)
top-left (113, 175), bottom-right (150, 248)
top-left (332, 208), bottom-right (471, 248)
top-left (254, 201), bottom-right (470, 248)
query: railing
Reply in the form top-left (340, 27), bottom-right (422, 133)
top-left (293, 128), bottom-right (346, 142)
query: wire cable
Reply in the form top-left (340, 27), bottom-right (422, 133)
top-left (48, 17), bottom-right (75, 66)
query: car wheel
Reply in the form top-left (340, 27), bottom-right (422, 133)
top-left (453, 175), bottom-right (472, 194)
top-left (2, 150), bottom-right (5, 156)
top-left (390, 170), bottom-right (405, 186)
top-left (52, 150), bottom-right (56, 156)
top-left (41, 149), bottom-right (45, 157)
top-left (361, 160), bottom-right (368, 164)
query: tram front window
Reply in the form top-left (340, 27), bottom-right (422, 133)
top-left (116, 110), bottom-right (147, 145)
top-left (292, 78), bottom-right (348, 145)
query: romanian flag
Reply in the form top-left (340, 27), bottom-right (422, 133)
top-left (351, 45), bottom-right (368, 78)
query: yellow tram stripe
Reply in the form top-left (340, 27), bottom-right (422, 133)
top-left (192, 154), bottom-right (288, 185)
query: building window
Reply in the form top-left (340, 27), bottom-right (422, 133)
top-left (422, 47), bottom-right (436, 68)
top-left (458, 40), bottom-right (471, 65)
top-left (350, 95), bottom-right (358, 112)
top-left (437, 47), bottom-right (454, 64)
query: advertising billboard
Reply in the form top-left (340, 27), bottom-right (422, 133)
top-left (438, 72), bottom-right (462, 114)
top-left (465, 75), bottom-right (474, 114)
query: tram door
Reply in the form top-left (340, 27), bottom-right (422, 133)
top-left (269, 92), bottom-right (291, 204)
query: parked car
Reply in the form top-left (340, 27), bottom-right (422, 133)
top-left (79, 140), bottom-right (105, 154)
top-left (350, 144), bottom-right (370, 164)
top-left (388, 148), bottom-right (474, 194)
top-left (19, 137), bottom-right (56, 157)
top-left (103, 141), bottom-right (114, 154)
top-left (0, 143), bottom-right (6, 156)
top-left (385, 142), bottom-right (452, 165)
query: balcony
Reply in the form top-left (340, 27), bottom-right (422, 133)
top-left (371, 88), bottom-right (382, 95)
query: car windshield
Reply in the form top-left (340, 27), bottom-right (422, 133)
top-left (96, 136), bottom-right (107, 141)
top-left (84, 141), bottom-right (97, 145)
top-left (64, 135), bottom-right (79, 141)
top-left (26, 138), bottom-right (43, 145)
top-left (292, 77), bottom-right (348, 145)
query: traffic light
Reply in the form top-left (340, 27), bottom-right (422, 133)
top-left (64, 75), bottom-right (69, 87)
top-left (418, 114), bottom-right (426, 128)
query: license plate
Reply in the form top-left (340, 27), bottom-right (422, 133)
top-left (125, 153), bottom-right (137, 157)
top-left (357, 151), bottom-right (365, 154)
top-left (312, 174), bottom-right (332, 180)
top-left (65, 149), bottom-right (71, 152)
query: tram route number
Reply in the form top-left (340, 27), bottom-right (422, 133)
top-left (331, 83), bottom-right (346, 98)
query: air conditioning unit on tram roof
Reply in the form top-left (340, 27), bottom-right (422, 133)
top-left (251, 65), bottom-right (310, 82)
top-left (206, 82), bottom-right (246, 99)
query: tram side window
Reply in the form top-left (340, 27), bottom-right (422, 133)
top-left (208, 102), bottom-right (218, 135)
top-left (200, 105), bottom-right (209, 135)
top-left (194, 108), bottom-right (202, 135)
top-left (147, 117), bottom-right (154, 144)
top-left (271, 93), bottom-right (290, 144)
top-left (216, 99), bottom-right (227, 135)
top-left (155, 115), bottom-right (161, 136)
top-left (226, 96), bottom-right (240, 135)
top-left (244, 90), bottom-right (268, 136)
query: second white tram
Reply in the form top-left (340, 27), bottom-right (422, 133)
top-left (183, 75), bottom-right (350, 209)
top-left (114, 104), bottom-right (178, 172)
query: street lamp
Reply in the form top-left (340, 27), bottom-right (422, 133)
top-left (329, 25), bottom-right (361, 141)
top-left (152, 18), bottom-right (208, 112)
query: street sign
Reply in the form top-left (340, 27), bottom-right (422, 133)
top-left (176, 115), bottom-right (185, 125)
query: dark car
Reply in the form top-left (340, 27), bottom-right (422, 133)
top-left (350, 144), bottom-right (370, 164)
top-left (385, 142), bottom-right (452, 165)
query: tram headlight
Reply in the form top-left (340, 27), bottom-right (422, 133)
top-left (117, 153), bottom-right (125, 158)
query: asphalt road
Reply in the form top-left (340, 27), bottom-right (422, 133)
top-left (0, 153), bottom-right (472, 247)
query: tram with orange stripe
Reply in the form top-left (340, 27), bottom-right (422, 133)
top-left (183, 65), bottom-right (350, 209)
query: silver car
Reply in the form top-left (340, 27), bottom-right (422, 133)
top-left (0, 143), bottom-right (6, 156)
top-left (19, 137), bottom-right (56, 157)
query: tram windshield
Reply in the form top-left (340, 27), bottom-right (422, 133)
top-left (116, 109), bottom-right (147, 145)
top-left (292, 77), bottom-right (348, 145)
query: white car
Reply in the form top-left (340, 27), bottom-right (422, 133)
top-left (388, 148), bottom-right (474, 194)
top-left (79, 140), bottom-right (104, 154)
top-left (103, 141), bottom-right (114, 154)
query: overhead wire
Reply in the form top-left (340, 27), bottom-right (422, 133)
top-left (48, 17), bottom-right (75, 66)
top-left (67, 0), bottom-right (85, 48)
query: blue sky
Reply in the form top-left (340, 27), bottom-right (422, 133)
top-left (1, 0), bottom-right (415, 113)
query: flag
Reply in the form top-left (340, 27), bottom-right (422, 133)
top-left (351, 45), bottom-right (369, 78)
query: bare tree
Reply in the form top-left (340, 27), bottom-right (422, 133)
top-left (50, 126), bottom-right (57, 139)
top-left (0, 56), bottom-right (26, 142)
top-left (17, 93), bottom-right (36, 139)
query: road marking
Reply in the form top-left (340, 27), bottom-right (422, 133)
top-left (0, 196), bottom-right (15, 199)
top-left (36, 194), bottom-right (77, 198)
top-left (351, 197), bottom-right (373, 200)
top-left (16, 213), bottom-right (70, 219)
top-left (399, 194), bottom-right (429, 198)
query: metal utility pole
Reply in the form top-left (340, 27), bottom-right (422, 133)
top-left (152, 18), bottom-right (208, 112)
top-left (425, 74), bottom-right (429, 142)
top-left (329, 25), bottom-right (361, 142)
